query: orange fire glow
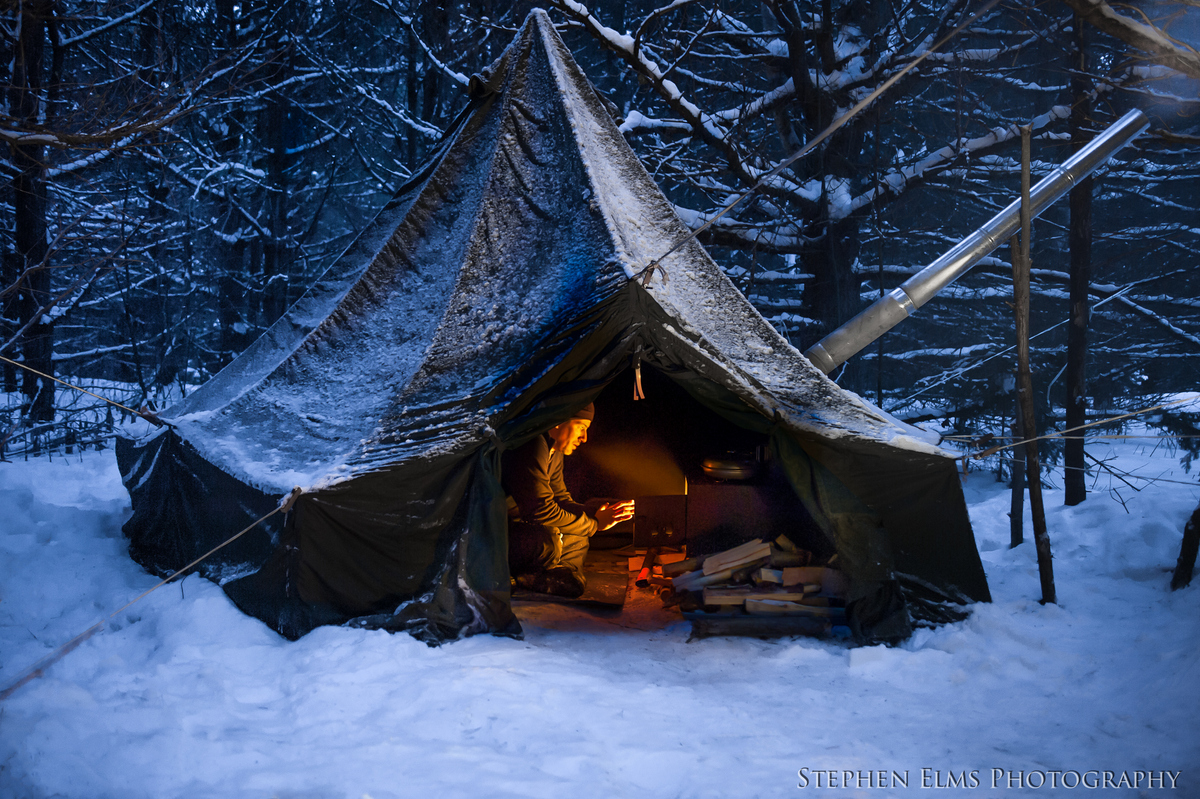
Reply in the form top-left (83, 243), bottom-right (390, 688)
top-left (581, 439), bottom-right (686, 498)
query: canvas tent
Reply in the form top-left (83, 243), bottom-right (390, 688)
top-left (117, 10), bottom-right (990, 643)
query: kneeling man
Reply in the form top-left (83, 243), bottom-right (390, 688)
top-left (503, 403), bottom-right (634, 597)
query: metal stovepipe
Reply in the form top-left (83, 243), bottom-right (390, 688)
top-left (803, 109), bottom-right (1150, 375)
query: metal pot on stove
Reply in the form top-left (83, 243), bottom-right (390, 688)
top-left (701, 451), bottom-right (761, 481)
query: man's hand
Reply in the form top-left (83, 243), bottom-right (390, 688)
top-left (593, 499), bottom-right (635, 531)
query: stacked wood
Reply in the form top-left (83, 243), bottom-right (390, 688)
top-left (670, 538), bottom-right (849, 636)
top-left (702, 539), bottom-right (772, 575)
top-left (780, 566), bottom-right (848, 596)
top-left (671, 567), bottom-right (736, 592)
top-left (770, 534), bottom-right (813, 568)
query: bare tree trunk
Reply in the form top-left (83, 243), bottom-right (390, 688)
top-left (772, 0), bottom-right (866, 388)
top-left (406, 19), bottom-right (419, 168)
top-left (420, 1), bottom-right (451, 125)
top-left (1009, 394), bottom-right (1025, 548)
top-left (1065, 13), bottom-right (1092, 506)
top-left (1171, 500), bottom-right (1199, 590)
top-left (2, 225), bottom-right (18, 392)
top-left (9, 1), bottom-right (55, 422)
top-left (215, 0), bottom-right (248, 368)
top-left (261, 2), bottom-right (300, 327)
top-left (140, 2), bottom-right (173, 388)
top-left (1015, 125), bottom-right (1056, 604)
top-left (805, 213), bottom-right (862, 371)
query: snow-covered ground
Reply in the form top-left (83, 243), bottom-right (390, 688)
top-left (1, 434), bottom-right (1197, 798)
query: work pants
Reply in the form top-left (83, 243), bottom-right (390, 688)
top-left (508, 521), bottom-right (590, 578)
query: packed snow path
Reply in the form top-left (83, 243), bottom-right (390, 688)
top-left (0, 438), bottom-right (1197, 798)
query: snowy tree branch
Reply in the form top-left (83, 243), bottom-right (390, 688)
top-left (1060, 0), bottom-right (1200, 81)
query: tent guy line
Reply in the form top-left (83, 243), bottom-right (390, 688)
top-left (988, 452), bottom-right (1200, 490)
top-left (631, 0), bottom-right (1004, 287)
top-left (963, 398), bottom-right (1194, 464)
top-left (893, 284), bottom-right (1137, 408)
top-left (0, 486), bottom-right (303, 702)
top-left (944, 433), bottom-right (1200, 442)
top-left (0, 353), bottom-right (170, 430)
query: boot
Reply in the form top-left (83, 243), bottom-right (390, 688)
top-left (542, 565), bottom-right (585, 598)
top-left (517, 566), bottom-right (585, 598)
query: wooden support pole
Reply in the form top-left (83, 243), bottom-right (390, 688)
top-left (1171, 500), bottom-right (1200, 590)
top-left (1015, 124), bottom-right (1056, 604)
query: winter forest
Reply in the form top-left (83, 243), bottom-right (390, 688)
top-left (2, 0), bottom-right (1198, 471)
top-left (2, 2), bottom-right (1200, 795)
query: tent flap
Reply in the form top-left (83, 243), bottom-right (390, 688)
top-left (117, 430), bottom-right (280, 580)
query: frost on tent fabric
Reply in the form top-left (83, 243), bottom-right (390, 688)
top-left (117, 9), bottom-right (990, 644)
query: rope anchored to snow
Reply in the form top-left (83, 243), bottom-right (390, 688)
top-left (0, 486), bottom-right (303, 702)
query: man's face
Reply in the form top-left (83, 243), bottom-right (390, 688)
top-left (550, 419), bottom-right (590, 456)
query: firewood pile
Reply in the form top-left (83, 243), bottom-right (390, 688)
top-left (661, 535), bottom-right (850, 638)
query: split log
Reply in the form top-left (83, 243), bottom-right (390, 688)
top-left (781, 566), bottom-right (848, 596)
top-left (661, 556), bottom-right (702, 577)
top-left (774, 534), bottom-right (800, 553)
top-left (753, 568), bottom-right (783, 585)
top-left (769, 550), bottom-right (810, 568)
top-left (702, 540), bottom-right (770, 575)
top-left (672, 567), bottom-right (734, 592)
top-left (729, 559), bottom-right (771, 583)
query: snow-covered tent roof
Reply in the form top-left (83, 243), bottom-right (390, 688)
top-left (118, 11), bottom-right (988, 643)
top-left (163, 10), bottom-right (937, 498)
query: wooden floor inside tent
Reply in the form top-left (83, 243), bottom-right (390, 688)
top-left (510, 548), bottom-right (687, 635)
